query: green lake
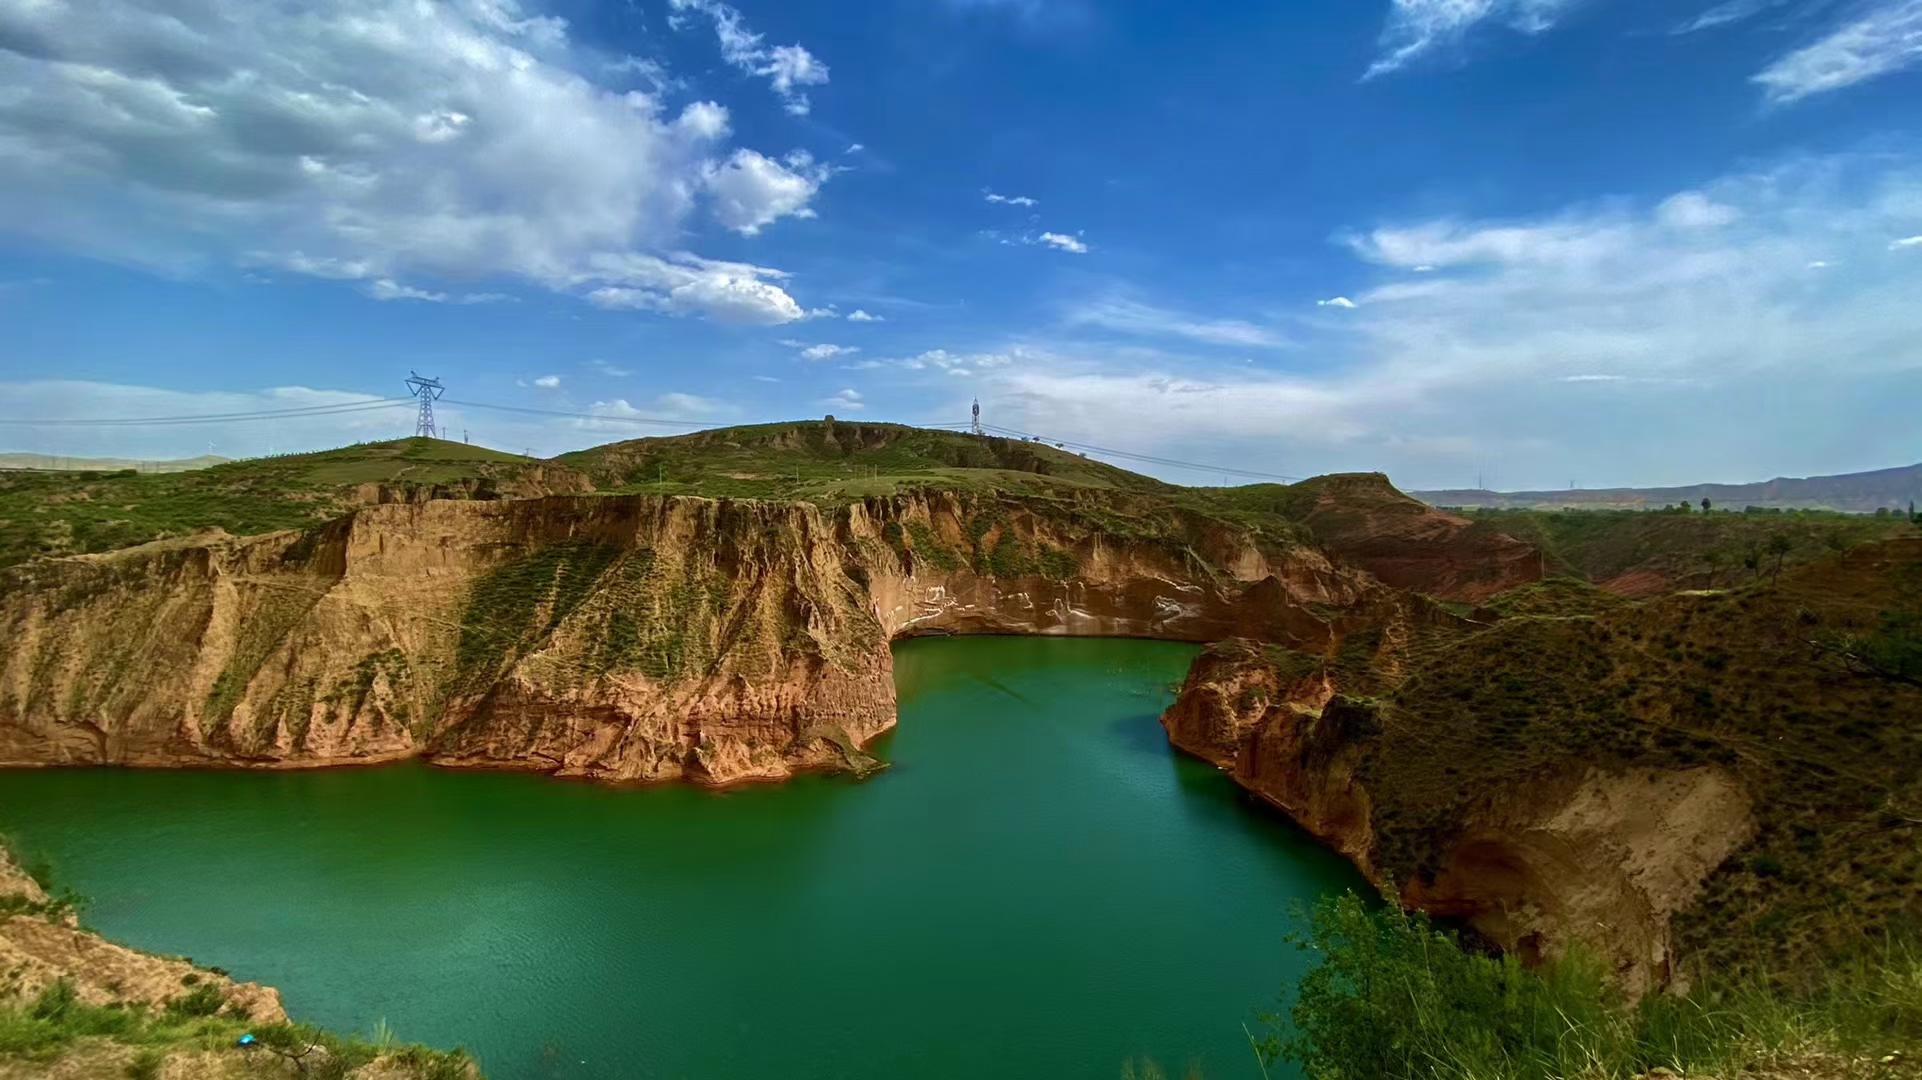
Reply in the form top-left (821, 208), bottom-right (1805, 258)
top-left (0, 637), bottom-right (1364, 1079)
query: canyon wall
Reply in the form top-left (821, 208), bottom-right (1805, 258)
top-left (0, 492), bottom-right (1381, 785)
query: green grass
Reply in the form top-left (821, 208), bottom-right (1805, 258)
top-left (555, 419), bottom-right (1174, 502)
top-left (1261, 893), bottom-right (1921, 1080)
top-left (0, 978), bottom-right (479, 1077)
top-left (1456, 505), bottom-right (1906, 586)
top-left (0, 438), bottom-right (542, 570)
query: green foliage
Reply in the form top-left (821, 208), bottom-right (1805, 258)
top-left (453, 540), bottom-right (623, 687)
top-left (556, 420), bottom-right (1168, 503)
top-left (904, 521), bottom-right (964, 572)
top-left (1265, 894), bottom-right (1922, 1080)
top-left (0, 437), bottom-right (538, 571)
top-left (0, 983), bottom-right (479, 1077)
top-left (1457, 506), bottom-right (1899, 585)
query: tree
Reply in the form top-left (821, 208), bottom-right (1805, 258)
top-left (1701, 549), bottom-right (1725, 589)
top-left (1766, 533), bottom-right (1793, 582)
top-left (1701, 497), bottom-right (1712, 513)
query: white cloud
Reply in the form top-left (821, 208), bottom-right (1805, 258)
top-left (796, 343), bottom-right (859, 360)
top-left (578, 252), bottom-right (811, 324)
top-left (1317, 296), bottom-right (1358, 309)
top-left (1367, 0), bottom-right (1585, 78)
top-left (847, 309), bottom-right (884, 322)
top-left (702, 150), bottom-right (829, 236)
top-left (824, 388), bottom-right (864, 411)
top-left (1754, 0), bottom-right (1922, 103)
top-left (365, 278), bottom-right (510, 304)
top-left (947, 154), bottom-right (1922, 489)
top-left (0, 0), bottom-right (830, 320)
top-left (1066, 298), bottom-right (1289, 348)
top-left (667, 0), bottom-right (830, 115)
top-left (578, 393), bottom-right (731, 432)
top-left (1893, 235), bottom-right (1922, 249)
top-left (1673, 0), bottom-right (1788, 34)
top-left (586, 359), bottom-right (633, 377)
top-left (1807, 260), bottom-right (1832, 269)
top-left (1658, 191), bottom-right (1742, 229)
top-left (986, 191), bottom-right (1039, 207)
top-left (533, 375), bottom-right (561, 388)
top-left (1037, 232), bottom-right (1089, 254)
top-left (846, 143), bottom-right (865, 154)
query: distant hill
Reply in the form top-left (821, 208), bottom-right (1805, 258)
top-left (0, 452), bottom-right (229, 473)
top-left (1417, 462), bottom-right (1922, 513)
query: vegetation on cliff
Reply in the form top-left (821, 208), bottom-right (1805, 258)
top-left (0, 846), bottom-right (480, 1079)
top-left (0, 439), bottom-right (551, 570)
top-left (1170, 536), bottom-right (1922, 994)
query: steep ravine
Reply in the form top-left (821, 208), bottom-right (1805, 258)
top-left (0, 491), bottom-right (1387, 785)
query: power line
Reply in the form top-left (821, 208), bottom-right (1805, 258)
top-left (0, 399), bottom-right (414, 427)
top-left (439, 399), bottom-right (709, 429)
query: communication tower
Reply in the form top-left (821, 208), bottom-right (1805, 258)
top-left (970, 398), bottom-right (983, 436)
top-left (405, 371), bottom-right (445, 439)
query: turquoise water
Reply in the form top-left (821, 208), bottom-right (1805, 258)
top-left (0, 637), bottom-right (1363, 1079)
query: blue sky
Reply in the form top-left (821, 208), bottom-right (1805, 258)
top-left (3, 0), bottom-right (1920, 489)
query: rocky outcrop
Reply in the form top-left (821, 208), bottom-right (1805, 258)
top-left (1163, 640), bottom-right (1754, 993)
top-left (1287, 473), bottom-right (1544, 602)
top-left (0, 848), bottom-right (284, 1020)
top-left (0, 491), bottom-right (1383, 786)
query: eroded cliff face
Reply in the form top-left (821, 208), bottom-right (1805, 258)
top-left (0, 491), bottom-right (1382, 786)
top-left (1162, 639), bottom-right (1753, 993)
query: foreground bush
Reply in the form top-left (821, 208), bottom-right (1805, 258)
top-left (1256, 894), bottom-right (1920, 1080)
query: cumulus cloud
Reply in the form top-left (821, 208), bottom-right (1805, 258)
top-left (703, 150), bottom-right (830, 236)
top-left (823, 388), bottom-right (864, 411)
top-left (1367, 0), bottom-right (1585, 78)
top-left (1754, 0), bottom-right (1922, 103)
top-left (533, 375), bottom-right (561, 388)
top-left (579, 252), bottom-right (813, 325)
top-left (0, 0), bottom-right (828, 320)
top-left (667, 0), bottom-right (830, 115)
top-left (794, 343), bottom-right (859, 360)
top-left (847, 309), bottom-right (884, 322)
top-left (986, 191), bottom-right (1039, 207)
top-left (1317, 297), bottom-right (1358, 309)
top-left (1065, 298), bottom-right (1289, 348)
top-left (1037, 232), bottom-right (1089, 254)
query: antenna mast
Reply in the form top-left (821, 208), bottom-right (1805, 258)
top-left (970, 397), bottom-right (983, 436)
top-left (405, 371), bottom-right (445, 439)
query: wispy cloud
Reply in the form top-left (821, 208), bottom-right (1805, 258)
top-left (533, 375), bottom-right (561, 388)
top-left (945, 154), bottom-right (1922, 489)
top-left (1754, 0), bottom-right (1922, 103)
top-left (847, 309), bottom-right (884, 322)
top-left (986, 191), bottom-right (1039, 207)
top-left (1672, 0), bottom-right (1789, 34)
top-left (1317, 296), bottom-right (1358, 309)
top-left (1367, 0), bottom-right (1586, 78)
top-left (586, 359), bottom-right (634, 377)
top-left (1893, 235), bottom-right (1922, 249)
top-left (1037, 231), bottom-right (1089, 254)
top-left (1066, 298), bottom-right (1290, 348)
top-left (668, 0), bottom-right (830, 115)
top-left (823, 388), bottom-right (864, 411)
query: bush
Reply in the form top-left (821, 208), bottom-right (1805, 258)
top-left (1260, 893), bottom-right (1922, 1080)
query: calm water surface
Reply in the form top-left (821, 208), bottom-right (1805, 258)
top-left (0, 637), bottom-right (1363, 1079)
